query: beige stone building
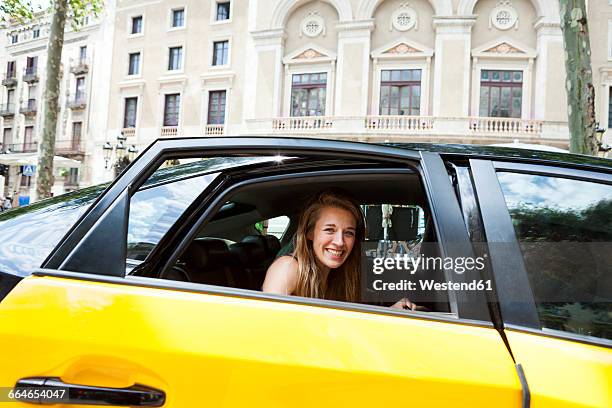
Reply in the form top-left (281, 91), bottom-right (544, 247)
top-left (0, 5), bottom-right (116, 198)
top-left (3, 1), bottom-right (611, 190)
top-left (97, 0), bottom-right (590, 185)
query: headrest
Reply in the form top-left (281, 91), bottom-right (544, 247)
top-left (230, 241), bottom-right (267, 266)
top-left (182, 239), bottom-right (230, 269)
top-left (242, 234), bottom-right (281, 257)
top-left (264, 235), bottom-right (281, 256)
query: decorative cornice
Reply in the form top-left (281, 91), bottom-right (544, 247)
top-left (335, 19), bottom-right (375, 32)
top-left (483, 42), bottom-right (522, 54)
top-left (250, 28), bottom-right (286, 40)
top-left (432, 16), bottom-right (477, 28)
top-left (295, 49), bottom-right (326, 59)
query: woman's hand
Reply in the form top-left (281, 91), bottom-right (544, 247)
top-left (391, 297), bottom-right (427, 311)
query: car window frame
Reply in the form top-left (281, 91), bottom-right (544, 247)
top-left (471, 158), bottom-right (612, 348)
top-left (145, 157), bottom-right (490, 323)
top-left (35, 137), bottom-right (495, 327)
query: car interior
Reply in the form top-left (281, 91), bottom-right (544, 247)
top-left (155, 168), bottom-right (452, 313)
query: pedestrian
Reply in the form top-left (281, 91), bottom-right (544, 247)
top-left (3, 195), bottom-right (12, 211)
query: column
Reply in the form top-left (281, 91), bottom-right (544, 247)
top-left (334, 20), bottom-right (374, 116)
top-left (534, 22), bottom-right (566, 121)
top-left (432, 18), bottom-right (475, 117)
top-left (246, 29), bottom-right (286, 120)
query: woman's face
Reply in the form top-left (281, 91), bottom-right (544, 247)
top-left (309, 206), bottom-right (357, 271)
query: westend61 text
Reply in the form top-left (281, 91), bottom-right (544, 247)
top-left (372, 254), bottom-right (486, 275)
top-left (372, 279), bottom-right (493, 291)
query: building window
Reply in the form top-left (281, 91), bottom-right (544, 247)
top-left (131, 15), bottom-right (143, 34)
top-left (171, 8), bottom-right (185, 28)
top-left (7, 89), bottom-right (15, 106)
top-left (24, 126), bottom-right (34, 151)
top-left (72, 122), bottom-right (82, 141)
top-left (11, 34), bottom-right (18, 44)
top-left (208, 90), bottom-right (226, 124)
top-left (291, 73), bottom-right (327, 117)
top-left (79, 46), bottom-right (87, 63)
top-left (6, 61), bottom-right (16, 78)
top-left (2, 128), bottom-right (12, 152)
top-left (163, 93), bottom-right (180, 126)
top-left (128, 52), bottom-right (141, 75)
top-left (168, 47), bottom-right (182, 71)
top-left (124, 97), bottom-right (138, 128)
top-left (479, 70), bottom-right (523, 118)
top-left (33, 28), bottom-right (40, 38)
top-left (212, 40), bottom-right (229, 66)
top-left (75, 77), bottom-right (85, 102)
top-left (26, 56), bottom-right (37, 75)
top-left (216, 2), bottom-right (230, 21)
top-left (379, 69), bottom-right (421, 116)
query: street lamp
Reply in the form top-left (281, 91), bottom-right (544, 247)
top-left (102, 132), bottom-right (139, 176)
top-left (595, 123), bottom-right (611, 158)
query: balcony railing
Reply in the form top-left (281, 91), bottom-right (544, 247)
top-left (468, 117), bottom-right (543, 135)
top-left (68, 95), bottom-right (87, 110)
top-left (20, 99), bottom-right (37, 116)
top-left (161, 126), bottom-right (178, 137)
top-left (5, 142), bottom-right (37, 153)
top-left (2, 72), bottom-right (17, 87)
top-left (23, 67), bottom-right (39, 83)
top-left (121, 127), bottom-right (136, 138)
top-left (205, 124), bottom-right (225, 136)
top-left (272, 116), bottom-right (334, 131)
top-left (246, 115), bottom-right (569, 146)
top-left (70, 59), bottom-right (89, 75)
top-left (0, 103), bottom-right (15, 117)
top-left (365, 115), bottom-right (434, 131)
top-left (55, 139), bottom-right (84, 155)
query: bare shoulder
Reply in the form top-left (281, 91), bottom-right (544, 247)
top-left (262, 256), bottom-right (299, 295)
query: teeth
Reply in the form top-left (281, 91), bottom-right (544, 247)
top-left (327, 249), bottom-right (343, 256)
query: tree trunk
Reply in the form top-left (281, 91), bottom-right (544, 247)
top-left (559, 0), bottom-right (599, 155)
top-left (36, 0), bottom-right (67, 199)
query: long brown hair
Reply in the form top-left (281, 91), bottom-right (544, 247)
top-left (293, 190), bottom-right (365, 302)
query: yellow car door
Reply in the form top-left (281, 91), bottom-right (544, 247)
top-left (0, 273), bottom-right (522, 407)
top-left (472, 159), bottom-right (612, 408)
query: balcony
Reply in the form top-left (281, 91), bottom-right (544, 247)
top-left (245, 115), bottom-right (570, 147)
top-left (70, 59), bottom-right (89, 75)
top-left (68, 95), bottom-right (87, 110)
top-left (55, 139), bottom-right (84, 155)
top-left (121, 127), bottom-right (136, 138)
top-left (23, 67), bottom-right (39, 83)
top-left (20, 99), bottom-right (37, 116)
top-left (204, 124), bottom-right (225, 136)
top-left (0, 103), bottom-right (15, 117)
top-left (468, 117), bottom-right (543, 135)
top-left (161, 126), bottom-right (178, 137)
top-left (5, 142), bottom-right (37, 153)
top-left (2, 73), bottom-right (17, 88)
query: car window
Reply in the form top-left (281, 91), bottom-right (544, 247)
top-left (497, 172), bottom-right (612, 340)
top-left (127, 156), bottom-right (291, 262)
top-left (168, 170), bottom-right (458, 316)
top-left (0, 185), bottom-right (104, 274)
top-left (128, 173), bottom-right (219, 260)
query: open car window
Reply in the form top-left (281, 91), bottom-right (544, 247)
top-left (156, 164), bottom-right (457, 317)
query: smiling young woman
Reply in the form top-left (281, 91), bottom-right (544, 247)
top-left (262, 190), bottom-right (417, 310)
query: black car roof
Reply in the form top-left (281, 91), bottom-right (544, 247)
top-left (378, 142), bottom-right (611, 171)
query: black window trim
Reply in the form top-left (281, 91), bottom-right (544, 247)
top-left (492, 161), bottom-right (612, 185)
top-left (39, 138), bottom-right (493, 326)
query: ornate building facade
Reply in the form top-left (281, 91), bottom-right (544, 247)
top-left (3, 1), bottom-right (611, 192)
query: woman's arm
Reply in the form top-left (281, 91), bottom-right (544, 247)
top-left (262, 256), bottom-right (299, 295)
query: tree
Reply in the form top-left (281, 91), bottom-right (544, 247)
top-left (1, 0), bottom-right (102, 200)
top-left (559, 0), bottom-right (599, 155)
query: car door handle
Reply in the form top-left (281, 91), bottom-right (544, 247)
top-left (13, 377), bottom-right (165, 406)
